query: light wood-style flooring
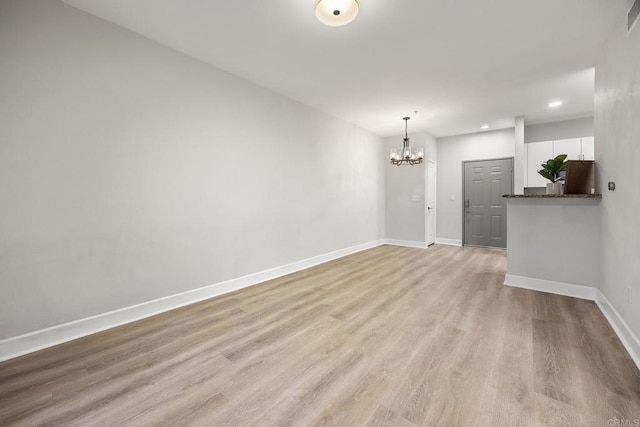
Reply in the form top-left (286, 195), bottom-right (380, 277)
top-left (1, 245), bottom-right (639, 426)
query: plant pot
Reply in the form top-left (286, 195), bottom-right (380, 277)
top-left (546, 182), bottom-right (563, 195)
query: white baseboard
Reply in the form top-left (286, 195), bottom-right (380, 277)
top-left (504, 274), bottom-right (640, 371)
top-left (595, 291), bottom-right (640, 371)
top-left (504, 274), bottom-right (598, 300)
top-left (435, 238), bottom-right (462, 247)
top-left (384, 239), bottom-right (428, 249)
top-left (0, 239), bottom-right (385, 362)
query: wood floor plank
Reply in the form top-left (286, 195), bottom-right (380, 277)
top-left (1, 245), bottom-right (639, 426)
top-left (487, 286), bottom-right (535, 426)
top-left (310, 373), bottom-right (389, 426)
top-left (381, 324), bottom-right (466, 426)
top-left (366, 405), bottom-right (418, 427)
top-left (533, 392), bottom-right (584, 426)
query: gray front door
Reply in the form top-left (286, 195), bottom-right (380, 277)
top-left (463, 158), bottom-right (513, 248)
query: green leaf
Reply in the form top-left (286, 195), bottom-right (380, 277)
top-left (537, 169), bottom-right (555, 182)
top-left (537, 153), bottom-right (568, 183)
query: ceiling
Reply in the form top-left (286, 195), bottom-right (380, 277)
top-left (61, 0), bottom-right (629, 138)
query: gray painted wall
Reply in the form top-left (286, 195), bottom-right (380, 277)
top-left (595, 13), bottom-right (640, 341)
top-left (436, 129), bottom-right (515, 243)
top-left (0, 0), bottom-right (385, 339)
top-left (524, 117), bottom-right (594, 143)
top-left (384, 132), bottom-right (437, 243)
top-left (506, 199), bottom-right (601, 288)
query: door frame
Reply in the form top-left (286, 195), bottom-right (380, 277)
top-left (425, 160), bottom-right (437, 246)
top-left (461, 157), bottom-right (514, 247)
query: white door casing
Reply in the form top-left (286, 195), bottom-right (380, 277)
top-left (426, 161), bottom-right (437, 246)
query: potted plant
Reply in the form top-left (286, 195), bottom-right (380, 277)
top-left (538, 154), bottom-right (568, 194)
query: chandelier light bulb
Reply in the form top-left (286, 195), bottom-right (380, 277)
top-left (315, 0), bottom-right (359, 26)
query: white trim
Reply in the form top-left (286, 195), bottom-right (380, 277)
top-left (595, 291), bottom-right (640, 371)
top-left (384, 239), bottom-right (428, 249)
top-left (425, 160), bottom-right (437, 247)
top-left (504, 274), bottom-right (597, 300)
top-left (0, 239), bottom-right (385, 362)
top-left (435, 238), bottom-right (462, 247)
top-left (504, 274), bottom-right (640, 370)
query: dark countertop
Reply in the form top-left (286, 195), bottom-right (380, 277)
top-left (503, 194), bottom-right (602, 198)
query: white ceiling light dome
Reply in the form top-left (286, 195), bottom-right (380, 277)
top-left (315, 0), bottom-right (359, 26)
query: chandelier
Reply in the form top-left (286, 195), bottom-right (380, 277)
top-left (315, 0), bottom-right (359, 26)
top-left (390, 117), bottom-right (424, 166)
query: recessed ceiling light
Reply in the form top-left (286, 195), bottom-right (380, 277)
top-left (548, 100), bottom-right (563, 108)
top-left (481, 124), bottom-right (489, 130)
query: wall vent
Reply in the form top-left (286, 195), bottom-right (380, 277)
top-left (629, 0), bottom-right (640, 33)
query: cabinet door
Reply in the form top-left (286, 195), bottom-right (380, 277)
top-left (553, 138), bottom-right (582, 160)
top-left (526, 141), bottom-right (553, 187)
top-left (581, 136), bottom-right (595, 160)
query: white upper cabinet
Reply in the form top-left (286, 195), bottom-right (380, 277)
top-left (553, 138), bottom-right (582, 160)
top-left (524, 136), bottom-right (595, 187)
top-left (526, 141), bottom-right (553, 188)
top-left (581, 136), bottom-right (595, 160)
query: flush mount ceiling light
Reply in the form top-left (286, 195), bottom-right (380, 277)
top-left (548, 100), bottom-right (563, 108)
top-left (315, 0), bottom-right (359, 26)
top-left (390, 117), bottom-right (424, 166)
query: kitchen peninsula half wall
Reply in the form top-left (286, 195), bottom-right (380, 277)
top-left (503, 194), bottom-right (601, 298)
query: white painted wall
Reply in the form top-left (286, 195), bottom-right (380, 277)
top-left (0, 0), bottom-right (384, 339)
top-left (506, 199), bottom-right (601, 288)
top-left (384, 132), bottom-right (437, 244)
top-left (436, 129), bottom-right (515, 243)
top-left (595, 12), bottom-right (640, 342)
top-left (524, 117), bottom-right (594, 143)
